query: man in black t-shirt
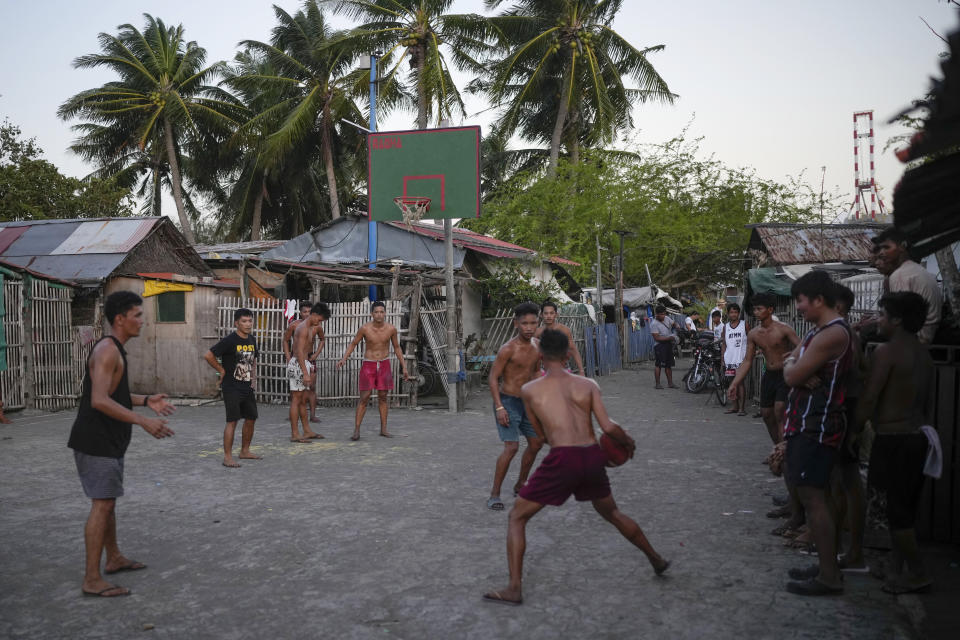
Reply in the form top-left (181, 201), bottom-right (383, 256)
top-left (205, 308), bottom-right (260, 468)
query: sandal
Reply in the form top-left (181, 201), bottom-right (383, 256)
top-left (486, 497), bottom-right (505, 511)
top-left (785, 578), bottom-right (843, 596)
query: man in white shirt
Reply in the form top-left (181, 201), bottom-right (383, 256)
top-left (684, 311), bottom-right (700, 333)
top-left (708, 299), bottom-right (725, 330)
top-left (720, 303), bottom-right (750, 416)
top-left (874, 229), bottom-right (942, 344)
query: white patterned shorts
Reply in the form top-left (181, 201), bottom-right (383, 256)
top-left (287, 358), bottom-right (314, 392)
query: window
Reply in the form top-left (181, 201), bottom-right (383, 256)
top-left (156, 291), bottom-right (186, 323)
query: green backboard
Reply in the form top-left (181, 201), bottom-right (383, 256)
top-left (367, 126), bottom-right (481, 221)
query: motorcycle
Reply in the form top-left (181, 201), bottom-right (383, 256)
top-left (683, 331), bottom-right (728, 406)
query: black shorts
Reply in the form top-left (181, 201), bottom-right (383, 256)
top-left (654, 342), bottom-right (675, 369)
top-left (868, 432), bottom-right (927, 529)
top-left (224, 390), bottom-right (258, 423)
top-left (785, 434), bottom-right (838, 488)
top-left (759, 368), bottom-right (789, 408)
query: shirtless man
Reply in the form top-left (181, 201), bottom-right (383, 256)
top-left (287, 303), bottom-right (329, 442)
top-left (855, 291), bottom-right (934, 594)
top-left (728, 294), bottom-right (802, 525)
top-left (337, 301), bottom-right (410, 440)
top-left (727, 293), bottom-right (800, 444)
top-left (487, 302), bottom-right (544, 511)
top-left (283, 301), bottom-right (320, 423)
top-left (482, 329), bottom-right (668, 606)
top-left (535, 301), bottom-right (585, 376)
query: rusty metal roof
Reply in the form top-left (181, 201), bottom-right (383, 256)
top-left (747, 223), bottom-right (887, 265)
top-left (0, 217), bottom-right (163, 283)
top-left (194, 240), bottom-right (286, 259)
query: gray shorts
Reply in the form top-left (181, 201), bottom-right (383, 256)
top-left (74, 450), bottom-right (124, 499)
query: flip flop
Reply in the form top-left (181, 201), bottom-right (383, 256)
top-left (770, 525), bottom-right (799, 537)
top-left (350, 434), bottom-right (360, 441)
top-left (306, 434), bottom-right (325, 439)
top-left (482, 591), bottom-right (522, 606)
top-left (737, 411), bottom-right (748, 416)
top-left (83, 585), bottom-right (131, 597)
top-left (104, 561), bottom-right (146, 575)
top-left (785, 578), bottom-right (843, 596)
top-left (787, 565), bottom-right (819, 580)
top-left (486, 497), bottom-right (505, 511)
top-left (766, 505), bottom-right (791, 519)
top-left (881, 579), bottom-right (933, 595)
top-left (290, 438), bottom-right (314, 443)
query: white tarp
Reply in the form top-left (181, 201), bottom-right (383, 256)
top-left (581, 285), bottom-right (682, 311)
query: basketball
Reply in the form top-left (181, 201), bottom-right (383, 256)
top-left (600, 433), bottom-right (630, 467)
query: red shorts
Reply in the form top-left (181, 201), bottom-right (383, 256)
top-left (359, 359), bottom-right (393, 391)
top-left (518, 444), bottom-right (611, 506)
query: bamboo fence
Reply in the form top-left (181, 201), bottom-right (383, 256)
top-left (217, 298), bottom-right (411, 407)
top-left (419, 301), bottom-right (452, 397)
top-left (0, 277), bottom-right (25, 410)
top-left (29, 279), bottom-right (76, 411)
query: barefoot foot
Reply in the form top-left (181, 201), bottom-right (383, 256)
top-left (350, 433), bottom-right (360, 441)
top-left (222, 458), bottom-right (241, 468)
top-left (653, 558), bottom-right (671, 576)
top-left (379, 432), bottom-right (394, 438)
top-left (238, 452), bottom-right (262, 460)
top-left (303, 431), bottom-right (325, 439)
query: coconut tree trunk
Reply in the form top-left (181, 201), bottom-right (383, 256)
top-left (162, 116), bottom-right (195, 244)
top-left (548, 53), bottom-right (574, 178)
top-left (151, 169), bottom-right (162, 215)
top-left (935, 246), bottom-right (960, 333)
top-left (321, 103), bottom-right (341, 219)
top-left (251, 175), bottom-right (265, 241)
top-left (416, 44), bottom-right (428, 130)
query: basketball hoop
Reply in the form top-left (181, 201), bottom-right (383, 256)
top-left (393, 196), bottom-right (432, 227)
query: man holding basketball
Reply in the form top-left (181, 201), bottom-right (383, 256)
top-left (483, 329), bottom-right (669, 606)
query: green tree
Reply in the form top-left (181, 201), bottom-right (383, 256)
top-left (464, 135), bottom-right (826, 291)
top-left (325, 0), bottom-right (492, 129)
top-left (0, 120), bottom-right (133, 221)
top-left (58, 14), bottom-right (240, 243)
top-left (483, 0), bottom-right (675, 176)
top-left (230, 2), bottom-right (366, 226)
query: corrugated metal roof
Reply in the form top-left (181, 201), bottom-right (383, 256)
top-left (0, 217), bottom-right (164, 283)
top-left (194, 240), bottom-right (286, 258)
top-left (50, 219), bottom-right (154, 255)
top-left (747, 224), bottom-right (885, 265)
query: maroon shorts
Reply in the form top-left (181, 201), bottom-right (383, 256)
top-left (518, 444), bottom-right (611, 506)
top-left (359, 359), bottom-right (392, 391)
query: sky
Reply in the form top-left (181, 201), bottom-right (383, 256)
top-left (2, 0), bottom-right (957, 223)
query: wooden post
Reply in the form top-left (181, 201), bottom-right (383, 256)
top-left (22, 275), bottom-right (35, 409)
top-left (404, 276), bottom-right (423, 408)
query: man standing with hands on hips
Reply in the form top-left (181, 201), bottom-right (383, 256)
top-left (68, 291), bottom-right (176, 598)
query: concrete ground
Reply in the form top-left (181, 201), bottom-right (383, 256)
top-left (0, 364), bottom-right (945, 639)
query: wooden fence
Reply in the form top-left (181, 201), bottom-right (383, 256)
top-left (477, 305), bottom-right (593, 377)
top-left (917, 345), bottom-right (960, 543)
top-left (585, 324), bottom-right (622, 376)
top-left (0, 277), bottom-right (25, 410)
top-left (29, 279), bottom-right (76, 411)
top-left (217, 298), bottom-right (410, 408)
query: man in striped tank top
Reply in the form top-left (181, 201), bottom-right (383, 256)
top-left (781, 271), bottom-right (853, 596)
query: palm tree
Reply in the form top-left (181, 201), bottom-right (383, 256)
top-left (484, 0), bottom-right (676, 176)
top-left (58, 14), bottom-right (240, 243)
top-left (324, 0), bottom-right (492, 129)
top-left (230, 2), bottom-right (365, 222)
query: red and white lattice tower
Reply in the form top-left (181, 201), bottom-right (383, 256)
top-left (850, 110), bottom-right (887, 220)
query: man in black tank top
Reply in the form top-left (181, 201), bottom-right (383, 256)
top-left (67, 291), bottom-right (175, 598)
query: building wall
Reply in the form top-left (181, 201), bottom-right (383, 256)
top-left (461, 281), bottom-right (483, 342)
top-left (104, 277), bottom-right (238, 397)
